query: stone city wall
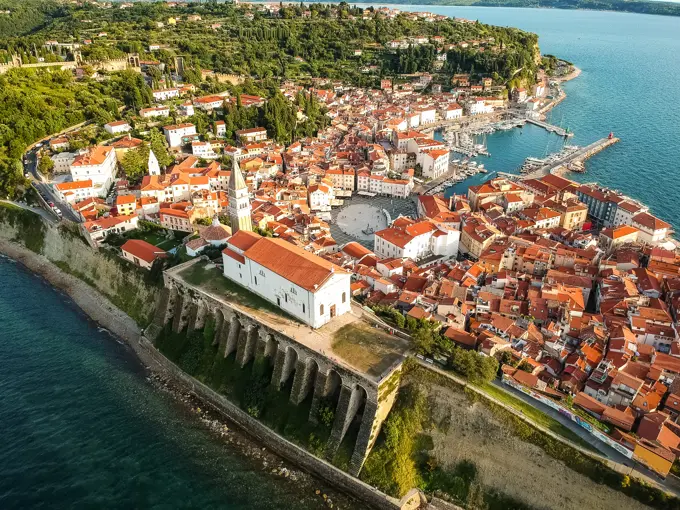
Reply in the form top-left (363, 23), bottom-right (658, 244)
top-left (151, 258), bottom-right (403, 476)
top-left (133, 335), bottom-right (405, 510)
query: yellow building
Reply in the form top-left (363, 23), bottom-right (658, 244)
top-left (460, 217), bottom-right (500, 259)
top-left (633, 439), bottom-right (674, 477)
top-left (115, 194), bottom-right (137, 216)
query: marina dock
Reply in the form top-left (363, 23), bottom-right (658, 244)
top-left (526, 118), bottom-right (574, 137)
top-left (521, 136), bottom-right (620, 179)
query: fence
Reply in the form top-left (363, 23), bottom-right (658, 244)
top-left (502, 374), bottom-right (634, 459)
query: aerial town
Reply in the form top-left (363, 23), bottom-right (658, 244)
top-left (4, 2), bottom-right (680, 508)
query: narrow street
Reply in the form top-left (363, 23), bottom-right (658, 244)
top-left (24, 149), bottom-right (81, 223)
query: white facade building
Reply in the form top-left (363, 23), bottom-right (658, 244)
top-left (140, 106), bottom-right (171, 118)
top-left (419, 108), bottom-right (436, 125)
top-left (191, 141), bottom-right (218, 159)
top-left (418, 149), bottom-right (449, 180)
top-left (441, 104), bottom-right (463, 120)
top-left (69, 146), bottom-right (117, 195)
top-left (308, 183), bottom-right (333, 211)
top-left (54, 179), bottom-right (97, 203)
top-left (152, 88), bottom-right (180, 102)
top-left (468, 99), bottom-right (494, 115)
top-left (51, 152), bottom-right (76, 173)
top-left (632, 212), bottom-right (670, 245)
top-left (374, 218), bottom-right (459, 261)
top-left (222, 230), bottom-right (351, 329)
top-left (163, 123), bottom-right (196, 147)
top-left (104, 120), bottom-right (131, 135)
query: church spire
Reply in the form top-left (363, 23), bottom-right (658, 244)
top-left (148, 149), bottom-right (160, 176)
top-left (228, 158), bottom-right (252, 234)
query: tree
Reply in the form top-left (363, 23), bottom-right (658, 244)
top-left (38, 156), bottom-right (54, 177)
top-left (147, 128), bottom-right (174, 168)
top-left (517, 360), bottom-right (534, 373)
top-left (120, 147), bottom-right (147, 183)
top-left (413, 327), bottom-right (436, 356)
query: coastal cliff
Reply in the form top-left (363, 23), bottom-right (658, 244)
top-left (0, 206), bottom-right (158, 326)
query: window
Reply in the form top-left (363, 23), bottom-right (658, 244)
top-left (342, 292), bottom-right (346, 304)
top-left (284, 294), bottom-right (288, 303)
top-left (254, 276), bottom-right (257, 285)
top-left (277, 297), bottom-right (281, 306)
top-left (320, 304), bottom-right (324, 315)
top-left (302, 304), bottom-right (306, 313)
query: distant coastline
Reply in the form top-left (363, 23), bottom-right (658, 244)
top-left (280, 1), bottom-right (680, 19)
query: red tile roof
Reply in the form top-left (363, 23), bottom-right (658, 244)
top-left (242, 236), bottom-right (349, 293)
top-left (121, 239), bottom-right (166, 264)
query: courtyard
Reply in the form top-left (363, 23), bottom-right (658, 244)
top-left (329, 195), bottom-right (418, 249)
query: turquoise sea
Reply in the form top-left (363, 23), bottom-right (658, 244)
top-left (366, 5), bottom-right (680, 230)
top-left (2, 7), bottom-right (680, 509)
top-left (0, 258), bottom-right (349, 509)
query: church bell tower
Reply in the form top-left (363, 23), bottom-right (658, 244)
top-left (227, 158), bottom-right (252, 233)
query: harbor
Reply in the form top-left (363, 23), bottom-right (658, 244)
top-left (419, 158), bottom-right (490, 195)
top-left (497, 134), bottom-right (620, 181)
top-left (525, 117), bottom-right (573, 137)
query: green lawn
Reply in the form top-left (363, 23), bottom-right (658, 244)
top-left (332, 322), bottom-right (409, 377)
top-left (476, 382), bottom-right (598, 452)
top-left (179, 263), bottom-right (298, 321)
top-left (127, 229), bottom-right (182, 251)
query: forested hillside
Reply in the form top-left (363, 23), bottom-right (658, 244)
top-left (0, 68), bottom-right (150, 197)
top-left (0, 1), bottom-right (547, 199)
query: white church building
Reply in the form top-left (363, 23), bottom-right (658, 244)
top-left (222, 230), bottom-right (352, 329)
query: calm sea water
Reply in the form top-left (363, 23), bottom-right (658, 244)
top-left (366, 5), bottom-right (680, 230)
top-left (0, 258), bottom-right (343, 509)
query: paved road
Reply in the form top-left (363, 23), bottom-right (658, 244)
top-left (489, 378), bottom-right (627, 461)
top-left (0, 199), bottom-right (57, 223)
top-left (24, 149), bottom-right (81, 223)
top-left (489, 378), bottom-right (678, 491)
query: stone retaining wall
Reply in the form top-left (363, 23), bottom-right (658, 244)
top-left (132, 335), bottom-right (403, 510)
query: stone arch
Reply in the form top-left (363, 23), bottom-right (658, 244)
top-left (326, 383), bottom-right (369, 461)
top-left (350, 384), bottom-right (369, 427)
top-left (326, 369), bottom-right (342, 398)
top-left (290, 357), bottom-right (320, 406)
top-left (264, 334), bottom-right (278, 359)
top-left (212, 309), bottom-right (225, 346)
top-left (309, 368), bottom-right (342, 424)
top-left (223, 315), bottom-right (243, 358)
top-left (280, 345), bottom-right (299, 387)
top-left (236, 322), bottom-right (259, 367)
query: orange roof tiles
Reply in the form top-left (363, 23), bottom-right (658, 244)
top-left (71, 146), bottom-right (113, 167)
top-left (242, 236), bottom-right (349, 293)
top-left (121, 239), bottom-right (166, 264)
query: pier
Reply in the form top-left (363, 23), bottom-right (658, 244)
top-left (521, 136), bottom-right (620, 179)
top-left (526, 118), bottom-right (574, 137)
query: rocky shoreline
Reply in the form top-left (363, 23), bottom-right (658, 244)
top-left (554, 65), bottom-right (582, 83)
top-left (0, 238), bottom-right (356, 510)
